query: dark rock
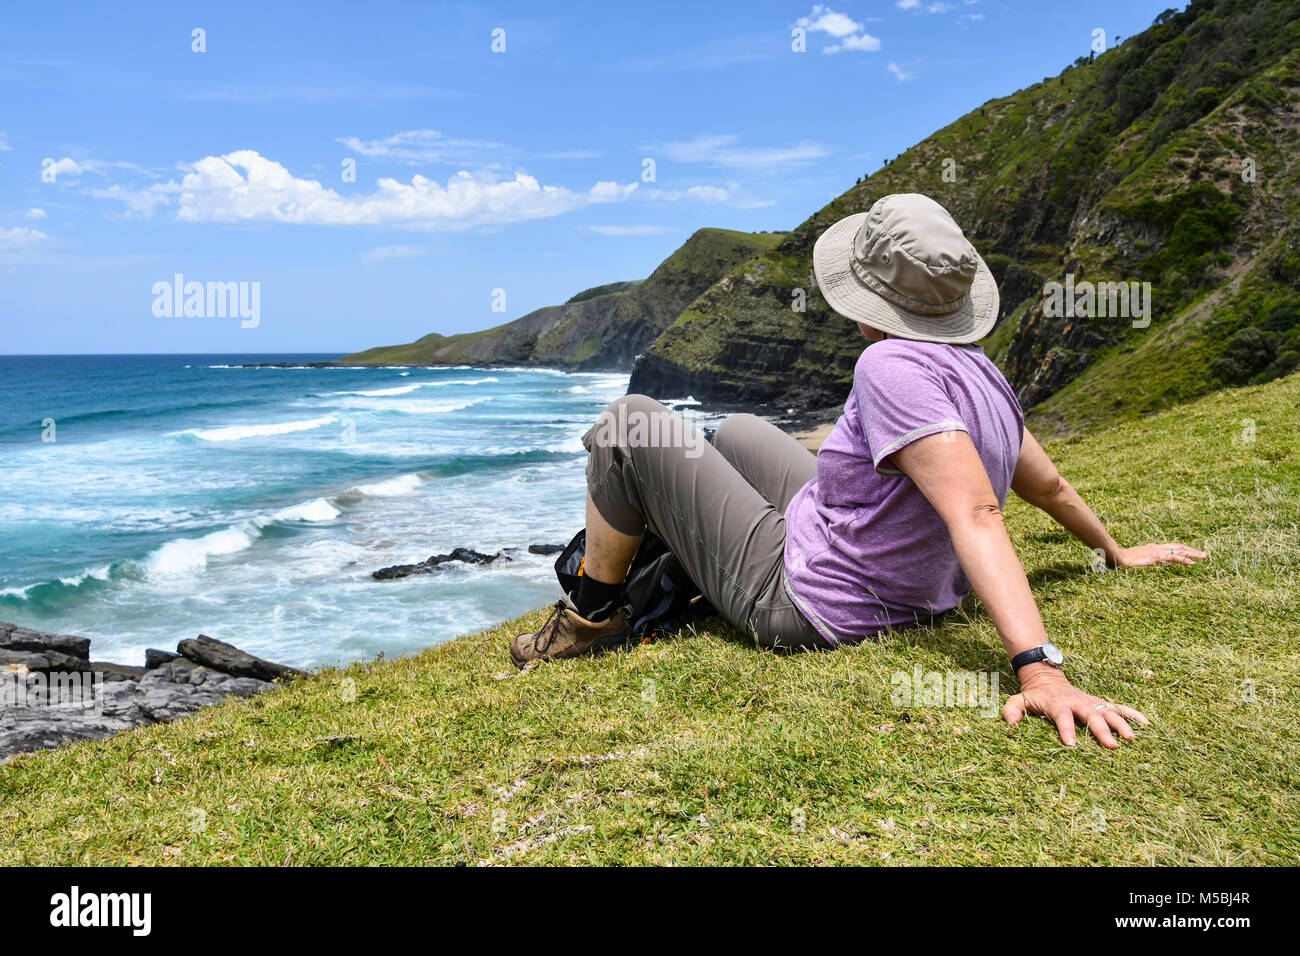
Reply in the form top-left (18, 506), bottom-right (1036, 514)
top-left (528, 544), bottom-right (565, 556)
top-left (224, 676), bottom-right (272, 698)
top-left (96, 681), bottom-right (144, 720)
top-left (372, 547), bottom-right (510, 580)
top-left (134, 681), bottom-right (234, 723)
top-left (0, 625), bottom-right (91, 660)
top-left (144, 648), bottom-right (179, 669)
top-left (0, 648), bottom-right (91, 673)
top-left (131, 663), bottom-right (270, 722)
top-left (0, 623), bottom-right (295, 760)
top-left (145, 657), bottom-right (201, 683)
top-left (0, 650), bottom-right (53, 672)
top-left (91, 662), bottom-right (147, 682)
top-left (0, 713), bottom-right (140, 758)
top-left (177, 635), bottom-right (307, 682)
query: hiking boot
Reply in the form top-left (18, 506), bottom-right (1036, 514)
top-left (510, 593), bottom-right (633, 668)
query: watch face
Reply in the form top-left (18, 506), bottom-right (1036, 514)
top-left (1042, 642), bottom-right (1064, 666)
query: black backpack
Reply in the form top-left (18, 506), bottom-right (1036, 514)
top-left (553, 529), bottom-right (716, 639)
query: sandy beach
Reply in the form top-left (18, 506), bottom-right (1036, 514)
top-left (792, 423), bottom-right (834, 454)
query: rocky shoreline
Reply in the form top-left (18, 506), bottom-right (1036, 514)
top-left (1, 622), bottom-right (305, 761)
top-left (371, 543), bottom-right (565, 581)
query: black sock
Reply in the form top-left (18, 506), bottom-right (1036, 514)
top-left (575, 574), bottom-right (623, 622)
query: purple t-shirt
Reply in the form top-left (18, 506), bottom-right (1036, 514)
top-left (783, 340), bottom-right (1024, 645)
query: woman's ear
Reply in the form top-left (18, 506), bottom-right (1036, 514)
top-left (857, 323), bottom-right (886, 342)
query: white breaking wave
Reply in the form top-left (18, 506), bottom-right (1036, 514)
top-left (57, 564), bottom-right (114, 588)
top-left (425, 377), bottom-right (499, 387)
top-left (269, 498), bottom-right (341, 523)
top-left (349, 473), bottom-right (424, 498)
top-left (331, 383), bottom-right (425, 397)
top-left (328, 377), bottom-right (498, 398)
top-left (176, 414), bottom-right (337, 442)
top-left (145, 523), bottom-right (262, 575)
top-left (488, 366), bottom-right (569, 375)
top-left (0, 564), bottom-right (117, 600)
top-left (333, 396), bottom-right (489, 415)
top-left (546, 436), bottom-right (587, 454)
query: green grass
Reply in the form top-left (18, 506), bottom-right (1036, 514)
top-left (2, 376), bottom-right (1298, 865)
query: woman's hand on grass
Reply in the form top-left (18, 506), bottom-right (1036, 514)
top-left (1003, 667), bottom-right (1150, 749)
top-left (1116, 542), bottom-right (1207, 567)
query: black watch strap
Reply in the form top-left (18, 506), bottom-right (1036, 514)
top-left (1011, 646), bottom-right (1048, 673)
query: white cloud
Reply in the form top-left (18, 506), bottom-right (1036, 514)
top-left (796, 4), bottom-right (863, 37)
top-left (93, 150), bottom-right (639, 230)
top-left (584, 225), bottom-right (677, 236)
top-left (40, 156), bottom-right (152, 182)
top-left (796, 4), bottom-right (881, 54)
top-left (652, 134), bottom-right (830, 170)
top-left (639, 183), bottom-right (774, 209)
top-left (27, 208), bottom-right (46, 219)
top-left (361, 244), bottom-right (430, 262)
top-left (87, 183), bottom-right (176, 216)
top-left (336, 129), bottom-right (506, 165)
top-left (900, 0), bottom-right (969, 13)
top-left (641, 185), bottom-right (730, 202)
top-left (887, 62), bottom-right (916, 82)
top-left (0, 226), bottom-right (47, 247)
top-left (0, 131), bottom-right (10, 151)
top-left (43, 157), bottom-right (86, 179)
top-left (827, 33), bottom-right (882, 53)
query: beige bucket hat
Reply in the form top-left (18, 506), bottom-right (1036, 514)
top-left (813, 193), bottom-right (999, 344)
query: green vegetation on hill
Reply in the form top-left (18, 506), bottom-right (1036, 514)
top-left (630, 0), bottom-right (1300, 435)
top-left (341, 228), bottom-right (784, 371)
top-left (565, 280), bottom-right (642, 305)
top-left (3, 374), bottom-right (1296, 865)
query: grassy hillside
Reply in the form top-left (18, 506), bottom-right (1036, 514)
top-left (341, 228), bottom-right (785, 370)
top-left (2, 374), bottom-right (1296, 865)
top-left (630, 0), bottom-right (1300, 436)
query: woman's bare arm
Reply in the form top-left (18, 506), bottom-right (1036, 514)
top-left (891, 430), bottom-right (1148, 749)
top-left (1012, 429), bottom-right (1206, 567)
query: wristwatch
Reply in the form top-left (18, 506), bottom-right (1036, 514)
top-left (1010, 642), bottom-right (1064, 673)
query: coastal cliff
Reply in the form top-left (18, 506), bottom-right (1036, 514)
top-left (340, 228), bottom-right (784, 371)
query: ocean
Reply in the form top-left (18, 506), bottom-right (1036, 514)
top-left (0, 354), bottom-right (714, 669)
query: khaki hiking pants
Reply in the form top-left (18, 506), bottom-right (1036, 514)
top-left (581, 394), bottom-right (830, 651)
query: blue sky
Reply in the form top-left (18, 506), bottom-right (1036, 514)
top-left (0, 0), bottom-right (1183, 355)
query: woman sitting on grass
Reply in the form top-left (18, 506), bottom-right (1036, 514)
top-left (512, 193), bottom-right (1206, 750)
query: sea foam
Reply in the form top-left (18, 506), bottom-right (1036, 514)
top-left (176, 414), bottom-right (337, 442)
top-left (145, 524), bottom-right (262, 575)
